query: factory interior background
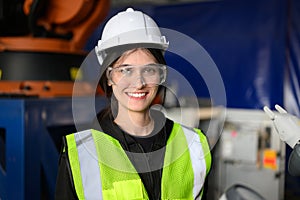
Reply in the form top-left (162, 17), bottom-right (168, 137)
top-left (1, 0), bottom-right (300, 199)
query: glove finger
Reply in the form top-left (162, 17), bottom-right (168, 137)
top-left (275, 104), bottom-right (287, 114)
top-left (263, 106), bottom-right (275, 120)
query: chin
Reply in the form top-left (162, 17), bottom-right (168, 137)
top-left (127, 105), bottom-right (150, 112)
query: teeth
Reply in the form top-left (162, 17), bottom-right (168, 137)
top-left (127, 92), bottom-right (146, 98)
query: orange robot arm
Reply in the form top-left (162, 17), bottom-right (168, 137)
top-left (0, 0), bottom-right (110, 54)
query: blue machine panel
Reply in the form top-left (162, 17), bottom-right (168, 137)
top-left (0, 100), bottom-right (25, 200)
top-left (0, 97), bottom-right (106, 200)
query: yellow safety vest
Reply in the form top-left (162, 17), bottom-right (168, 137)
top-left (66, 122), bottom-right (211, 200)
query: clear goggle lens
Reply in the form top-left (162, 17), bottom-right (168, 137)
top-left (106, 64), bottom-right (167, 86)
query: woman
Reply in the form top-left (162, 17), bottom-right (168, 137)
top-left (55, 8), bottom-right (211, 200)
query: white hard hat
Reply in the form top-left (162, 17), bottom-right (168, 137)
top-left (94, 7), bottom-right (169, 78)
top-left (95, 7), bottom-right (168, 54)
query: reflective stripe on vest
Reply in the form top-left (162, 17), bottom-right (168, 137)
top-left (66, 122), bottom-right (211, 200)
top-left (66, 130), bottom-right (103, 200)
top-left (182, 125), bottom-right (207, 198)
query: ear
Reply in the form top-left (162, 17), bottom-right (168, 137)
top-left (107, 80), bottom-right (113, 86)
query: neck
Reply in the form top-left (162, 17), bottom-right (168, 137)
top-left (114, 110), bottom-right (154, 136)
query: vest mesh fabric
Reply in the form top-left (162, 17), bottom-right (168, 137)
top-left (66, 122), bottom-right (211, 200)
top-left (92, 130), bottom-right (148, 199)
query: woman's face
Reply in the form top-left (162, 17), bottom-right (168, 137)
top-left (108, 48), bottom-right (160, 114)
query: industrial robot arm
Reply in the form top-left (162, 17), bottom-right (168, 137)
top-left (263, 105), bottom-right (300, 148)
top-left (263, 104), bottom-right (300, 176)
top-left (0, 0), bottom-right (110, 53)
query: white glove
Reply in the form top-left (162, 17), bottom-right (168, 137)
top-left (263, 104), bottom-right (300, 149)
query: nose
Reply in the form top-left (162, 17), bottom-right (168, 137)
top-left (132, 75), bottom-right (146, 88)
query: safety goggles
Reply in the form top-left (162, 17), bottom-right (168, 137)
top-left (106, 63), bottom-right (167, 86)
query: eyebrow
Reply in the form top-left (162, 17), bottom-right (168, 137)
top-left (113, 64), bottom-right (131, 69)
top-left (115, 63), bottom-right (158, 68)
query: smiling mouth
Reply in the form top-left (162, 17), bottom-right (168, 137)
top-left (127, 92), bottom-right (147, 98)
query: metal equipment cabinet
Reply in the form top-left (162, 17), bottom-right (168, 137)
top-left (207, 109), bottom-right (286, 200)
top-left (0, 97), bottom-right (105, 200)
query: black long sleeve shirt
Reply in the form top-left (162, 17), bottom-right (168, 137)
top-left (55, 110), bottom-right (174, 200)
